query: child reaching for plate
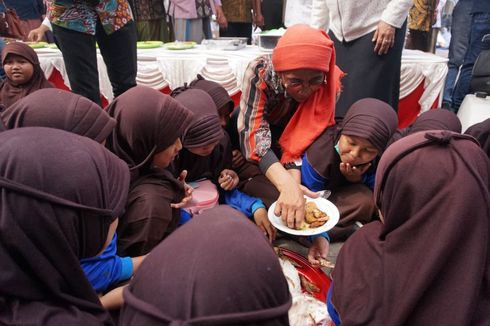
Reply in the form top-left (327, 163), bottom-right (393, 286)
top-left (0, 42), bottom-right (53, 108)
top-left (303, 98), bottom-right (398, 266)
top-left (171, 87), bottom-right (277, 241)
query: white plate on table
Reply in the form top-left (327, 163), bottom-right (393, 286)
top-left (268, 196), bottom-right (339, 236)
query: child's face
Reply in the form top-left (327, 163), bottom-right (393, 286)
top-left (338, 135), bottom-right (379, 166)
top-left (187, 141), bottom-right (219, 156)
top-left (152, 138), bottom-right (182, 169)
top-left (218, 106), bottom-right (232, 128)
top-left (3, 54), bottom-right (34, 86)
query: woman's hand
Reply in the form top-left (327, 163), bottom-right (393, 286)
top-left (307, 237), bottom-right (330, 267)
top-left (218, 169), bottom-right (239, 190)
top-left (171, 170), bottom-right (194, 208)
top-left (274, 180), bottom-right (306, 229)
top-left (372, 21), bottom-right (396, 55)
top-left (253, 207), bottom-right (277, 242)
top-left (339, 162), bottom-right (371, 183)
top-left (28, 24), bottom-right (49, 42)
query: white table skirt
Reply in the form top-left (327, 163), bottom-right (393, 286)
top-left (37, 46), bottom-right (447, 112)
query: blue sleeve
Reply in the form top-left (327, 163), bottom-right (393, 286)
top-left (301, 155), bottom-right (327, 192)
top-left (362, 170), bottom-right (376, 190)
top-left (307, 231), bottom-right (330, 243)
top-left (80, 234), bottom-right (133, 292)
top-left (224, 188), bottom-right (265, 219)
top-left (327, 284), bottom-right (341, 326)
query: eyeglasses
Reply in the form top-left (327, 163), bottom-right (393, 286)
top-left (283, 74), bottom-right (326, 90)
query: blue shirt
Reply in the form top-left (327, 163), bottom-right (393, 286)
top-left (80, 234), bottom-right (133, 293)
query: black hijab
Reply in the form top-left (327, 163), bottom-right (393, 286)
top-left (0, 127), bottom-right (130, 325)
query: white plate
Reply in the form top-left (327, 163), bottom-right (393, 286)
top-left (268, 196), bottom-right (340, 236)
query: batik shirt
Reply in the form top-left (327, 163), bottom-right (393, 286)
top-left (237, 55), bottom-right (299, 172)
top-left (47, 0), bottom-right (133, 35)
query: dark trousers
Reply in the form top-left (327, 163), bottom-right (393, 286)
top-left (220, 22), bottom-right (253, 44)
top-left (52, 20), bottom-right (137, 105)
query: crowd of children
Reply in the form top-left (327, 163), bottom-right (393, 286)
top-left (1, 23), bottom-right (489, 325)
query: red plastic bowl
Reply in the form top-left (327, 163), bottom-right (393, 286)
top-left (277, 247), bottom-right (332, 302)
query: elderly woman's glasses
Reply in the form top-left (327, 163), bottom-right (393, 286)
top-left (283, 74), bottom-right (326, 90)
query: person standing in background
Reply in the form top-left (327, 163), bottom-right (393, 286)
top-left (451, 0), bottom-right (490, 112)
top-left (311, 0), bottom-right (412, 120)
top-left (219, 0), bottom-right (263, 44)
top-left (169, 0), bottom-right (227, 42)
top-left (260, 0), bottom-right (284, 30)
top-left (128, 0), bottom-right (174, 42)
top-left (3, 0), bottom-right (46, 41)
top-left (46, 0), bottom-right (137, 106)
top-left (284, 0), bottom-right (312, 27)
top-left (405, 0), bottom-right (439, 52)
top-left (442, 0), bottom-right (472, 110)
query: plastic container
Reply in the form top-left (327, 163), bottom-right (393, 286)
top-left (457, 93), bottom-right (490, 132)
top-left (258, 28), bottom-right (286, 52)
top-left (182, 179), bottom-right (219, 215)
top-left (258, 34), bottom-right (281, 52)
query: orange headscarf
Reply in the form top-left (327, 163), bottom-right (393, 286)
top-left (272, 24), bottom-right (343, 163)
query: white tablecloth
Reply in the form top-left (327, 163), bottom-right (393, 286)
top-left (37, 46), bottom-right (447, 109)
top-left (400, 49), bottom-right (448, 113)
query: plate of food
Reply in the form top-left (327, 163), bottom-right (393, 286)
top-left (268, 196), bottom-right (339, 236)
top-left (137, 41), bottom-right (164, 49)
top-left (164, 41), bottom-right (196, 50)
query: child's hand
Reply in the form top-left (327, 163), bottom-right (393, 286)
top-left (99, 285), bottom-right (126, 310)
top-left (253, 207), bottom-right (277, 242)
top-left (218, 169), bottom-right (239, 191)
top-left (171, 170), bottom-right (194, 208)
top-left (307, 237), bottom-right (330, 268)
top-left (339, 162), bottom-right (371, 183)
top-left (232, 150), bottom-right (245, 169)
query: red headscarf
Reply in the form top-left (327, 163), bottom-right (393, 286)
top-left (272, 24), bottom-right (343, 163)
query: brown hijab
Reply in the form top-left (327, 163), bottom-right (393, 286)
top-left (389, 109), bottom-right (462, 146)
top-left (171, 87), bottom-right (229, 182)
top-left (0, 88), bottom-right (115, 142)
top-left (120, 205), bottom-right (292, 325)
top-left (306, 98), bottom-right (397, 187)
top-left (0, 127), bottom-right (130, 325)
top-left (172, 88), bottom-right (224, 149)
top-left (465, 118), bottom-right (490, 158)
top-left (0, 42), bottom-right (53, 108)
top-left (106, 86), bottom-right (194, 181)
top-left (189, 74), bottom-right (234, 115)
top-left (332, 130), bottom-right (490, 325)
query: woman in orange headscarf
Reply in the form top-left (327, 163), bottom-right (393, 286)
top-left (237, 24), bottom-right (343, 235)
